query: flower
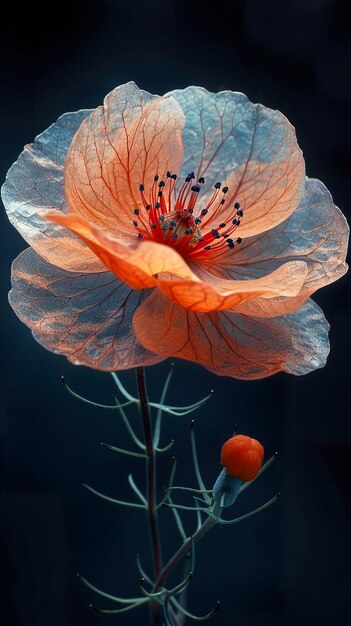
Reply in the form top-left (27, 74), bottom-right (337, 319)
top-left (220, 434), bottom-right (264, 481)
top-left (212, 433), bottom-right (264, 507)
top-left (2, 82), bottom-right (348, 378)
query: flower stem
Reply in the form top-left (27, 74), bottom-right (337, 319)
top-left (136, 367), bottom-right (163, 626)
top-left (155, 513), bottom-right (216, 592)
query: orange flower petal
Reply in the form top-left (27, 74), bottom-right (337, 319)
top-left (9, 248), bottom-right (164, 371)
top-left (203, 178), bottom-right (349, 318)
top-left (64, 82), bottom-right (184, 236)
top-left (1, 109), bottom-right (103, 272)
top-left (156, 260), bottom-right (308, 312)
top-left (44, 211), bottom-right (197, 289)
top-left (168, 86), bottom-right (305, 237)
top-left (221, 435), bottom-right (264, 481)
top-left (133, 292), bottom-right (330, 379)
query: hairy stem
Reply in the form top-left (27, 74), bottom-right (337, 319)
top-left (136, 367), bottom-right (163, 626)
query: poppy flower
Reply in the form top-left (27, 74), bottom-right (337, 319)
top-left (2, 82), bottom-right (348, 378)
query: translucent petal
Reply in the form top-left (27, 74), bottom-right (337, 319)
top-left (44, 212), bottom-right (196, 288)
top-left (45, 211), bottom-right (308, 311)
top-left (65, 81), bottom-right (184, 235)
top-left (9, 248), bottom-right (163, 371)
top-left (157, 260), bottom-right (308, 312)
top-left (133, 292), bottom-right (330, 379)
top-left (1, 109), bottom-right (102, 272)
top-left (168, 86), bottom-right (305, 237)
top-left (204, 178), bottom-right (349, 317)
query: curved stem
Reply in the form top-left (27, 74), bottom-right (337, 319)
top-left (136, 367), bottom-right (163, 626)
top-left (155, 502), bottom-right (221, 591)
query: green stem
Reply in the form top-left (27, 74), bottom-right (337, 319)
top-left (155, 502), bottom-right (220, 591)
top-left (136, 367), bottom-right (163, 626)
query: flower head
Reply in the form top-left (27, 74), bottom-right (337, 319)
top-left (220, 434), bottom-right (264, 481)
top-left (2, 82), bottom-right (348, 378)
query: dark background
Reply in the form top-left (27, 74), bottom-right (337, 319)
top-left (1, 1), bottom-right (350, 625)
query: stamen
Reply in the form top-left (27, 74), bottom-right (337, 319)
top-left (133, 173), bottom-right (243, 259)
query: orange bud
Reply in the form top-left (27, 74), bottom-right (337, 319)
top-left (220, 434), bottom-right (264, 481)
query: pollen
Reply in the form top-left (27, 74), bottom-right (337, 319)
top-left (133, 172), bottom-right (243, 259)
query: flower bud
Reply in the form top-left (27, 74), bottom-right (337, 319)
top-left (220, 434), bottom-right (264, 482)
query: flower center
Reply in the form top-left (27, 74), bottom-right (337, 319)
top-left (132, 172), bottom-right (243, 259)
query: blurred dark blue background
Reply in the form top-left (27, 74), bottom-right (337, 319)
top-left (1, 1), bottom-right (350, 625)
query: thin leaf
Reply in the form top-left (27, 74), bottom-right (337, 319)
top-left (77, 573), bottom-right (143, 604)
top-left (136, 554), bottom-right (153, 585)
top-left (216, 494), bottom-right (280, 525)
top-left (61, 377), bottom-right (134, 410)
top-left (128, 474), bottom-right (147, 505)
top-left (83, 483), bottom-right (145, 509)
top-left (101, 442), bottom-right (146, 459)
top-left (155, 439), bottom-right (175, 454)
top-left (90, 599), bottom-right (148, 614)
top-left (190, 422), bottom-right (210, 503)
top-left (111, 372), bottom-right (137, 402)
top-left (153, 364), bottom-right (174, 449)
top-left (171, 597), bottom-right (220, 621)
top-left (239, 453), bottom-right (278, 492)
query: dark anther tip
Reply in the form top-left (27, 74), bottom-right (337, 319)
top-left (210, 389), bottom-right (214, 394)
top-left (140, 577), bottom-right (146, 586)
top-left (190, 419), bottom-right (195, 429)
top-left (61, 376), bottom-right (65, 384)
top-left (276, 492), bottom-right (281, 497)
top-left (215, 601), bottom-right (221, 611)
top-left (274, 451), bottom-right (279, 456)
top-left (76, 573), bottom-right (81, 578)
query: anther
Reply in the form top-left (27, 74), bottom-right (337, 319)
top-left (191, 185), bottom-right (200, 193)
top-left (219, 222), bottom-right (226, 228)
top-left (214, 182), bottom-right (221, 189)
top-left (166, 171), bottom-right (172, 178)
top-left (134, 208), bottom-right (140, 216)
top-left (171, 174), bottom-right (177, 180)
top-left (145, 204), bottom-right (151, 210)
top-left (201, 209), bottom-right (208, 216)
top-left (198, 176), bottom-right (205, 184)
top-left (236, 237), bottom-right (242, 244)
top-left (137, 233), bottom-right (143, 239)
top-left (204, 245), bottom-right (211, 250)
top-left (154, 175), bottom-right (159, 182)
top-left (155, 202), bottom-right (161, 209)
top-left (195, 217), bottom-right (201, 224)
top-left (151, 223), bottom-right (157, 229)
top-left (159, 181), bottom-right (165, 188)
top-left (139, 184), bottom-right (144, 192)
top-left (133, 220), bottom-right (138, 227)
top-left (220, 198), bottom-right (225, 205)
top-left (234, 202), bottom-right (240, 210)
top-left (237, 209), bottom-right (243, 217)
